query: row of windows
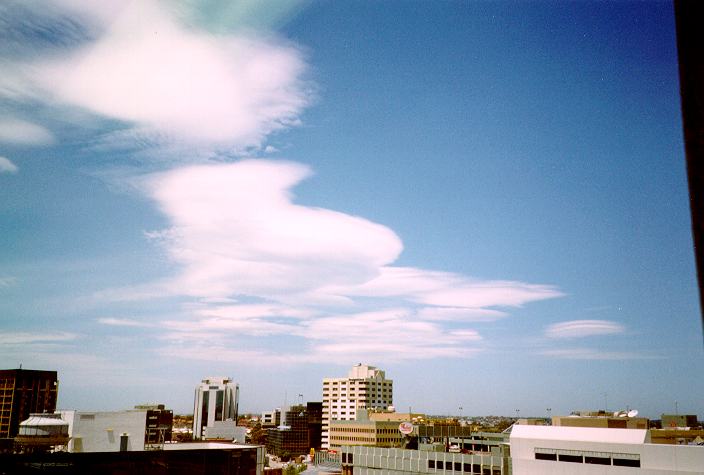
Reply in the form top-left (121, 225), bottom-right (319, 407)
top-left (428, 460), bottom-right (501, 474)
top-left (330, 427), bottom-right (400, 434)
top-left (534, 452), bottom-right (640, 467)
top-left (332, 437), bottom-right (399, 444)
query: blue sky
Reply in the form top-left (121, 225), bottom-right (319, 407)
top-left (0, 0), bottom-right (701, 418)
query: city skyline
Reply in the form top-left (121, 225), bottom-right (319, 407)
top-left (0, 1), bottom-right (702, 417)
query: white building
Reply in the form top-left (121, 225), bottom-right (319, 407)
top-left (192, 376), bottom-right (239, 440)
top-left (261, 408), bottom-right (281, 427)
top-left (510, 425), bottom-right (704, 475)
top-left (321, 364), bottom-right (393, 449)
top-left (60, 410), bottom-right (147, 452)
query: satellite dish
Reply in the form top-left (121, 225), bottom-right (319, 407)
top-left (627, 410), bottom-right (638, 418)
top-left (613, 411), bottom-right (620, 417)
top-left (618, 411), bottom-right (628, 418)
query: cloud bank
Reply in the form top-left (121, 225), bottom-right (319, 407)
top-left (136, 160), bottom-right (563, 363)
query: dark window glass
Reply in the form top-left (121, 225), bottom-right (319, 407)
top-left (558, 454), bottom-right (583, 463)
top-left (455, 462), bottom-right (462, 471)
top-left (613, 458), bottom-right (640, 467)
top-left (428, 460), bottom-right (435, 469)
top-left (215, 390), bottom-right (224, 421)
top-left (464, 463), bottom-right (471, 472)
top-left (437, 461), bottom-right (444, 469)
top-left (535, 453), bottom-right (557, 461)
top-left (201, 393), bottom-right (209, 431)
top-left (585, 456), bottom-right (610, 465)
top-left (472, 463), bottom-right (480, 473)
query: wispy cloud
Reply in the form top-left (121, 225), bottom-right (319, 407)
top-left (0, 331), bottom-right (76, 345)
top-left (0, 119), bottom-right (54, 145)
top-left (0, 157), bottom-right (18, 173)
top-left (96, 317), bottom-right (153, 328)
top-left (537, 347), bottom-right (659, 360)
top-left (545, 319), bottom-right (625, 339)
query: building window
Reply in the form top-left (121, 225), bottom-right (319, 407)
top-left (613, 458), bottom-right (640, 468)
top-left (585, 456), bottom-right (610, 465)
top-left (454, 462), bottom-right (461, 471)
top-left (535, 453), bottom-right (557, 461)
top-left (428, 460), bottom-right (435, 469)
top-left (558, 454), bottom-right (583, 463)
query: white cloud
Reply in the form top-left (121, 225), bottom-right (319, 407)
top-left (34, 1), bottom-right (309, 148)
top-left (126, 159), bottom-right (564, 363)
top-left (0, 157), bottom-right (18, 173)
top-left (97, 317), bottom-right (153, 327)
top-left (0, 331), bottom-right (76, 345)
top-left (0, 119), bottom-right (54, 145)
top-left (538, 347), bottom-right (658, 360)
top-left (545, 320), bottom-right (625, 339)
top-left (146, 160), bottom-right (403, 302)
top-left (416, 306), bottom-right (506, 322)
top-left (196, 303), bottom-right (317, 320)
top-left (331, 266), bottom-right (562, 309)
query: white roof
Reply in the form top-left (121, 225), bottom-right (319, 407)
top-left (20, 416), bottom-right (69, 427)
top-left (164, 442), bottom-right (253, 451)
top-left (510, 424), bottom-right (647, 444)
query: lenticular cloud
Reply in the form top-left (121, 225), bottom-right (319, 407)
top-left (146, 160), bottom-right (404, 301)
top-left (145, 160), bottom-right (561, 310)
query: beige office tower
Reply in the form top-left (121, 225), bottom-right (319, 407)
top-left (321, 364), bottom-right (393, 449)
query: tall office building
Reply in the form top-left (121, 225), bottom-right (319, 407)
top-left (0, 369), bottom-right (58, 446)
top-left (321, 364), bottom-right (392, 449)
top-left (192, 376), bottom-right (239, 440)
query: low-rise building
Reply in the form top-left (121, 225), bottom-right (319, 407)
top-left (329, 409), bottom-right (407, 449)
top-left (338, 445), bottom-right (508, 475)
top-left (661, 414), bottom-right (700, 429)
top-left (510, 424), bottom-right (704, 474)
top-left (60, 410), bottom-right (149, 453)
top-left (552, 412), bottom-right (649, 430)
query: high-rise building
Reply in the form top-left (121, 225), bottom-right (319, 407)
top-left (0, 369), bottom-right (58, 448)
top-left (321, 364), bottom-right (392, 448)
top-left (192, 376), bottom-right (239, 440)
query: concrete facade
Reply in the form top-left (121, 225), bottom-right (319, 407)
top-left (329, 410), bottom-right (405, 449)
top-left (192, 376), bottom-right (239, 440)
top-left (339, 445), bottom-right (507, 475)
top-left (60, 410), bottom-right (147, 453)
